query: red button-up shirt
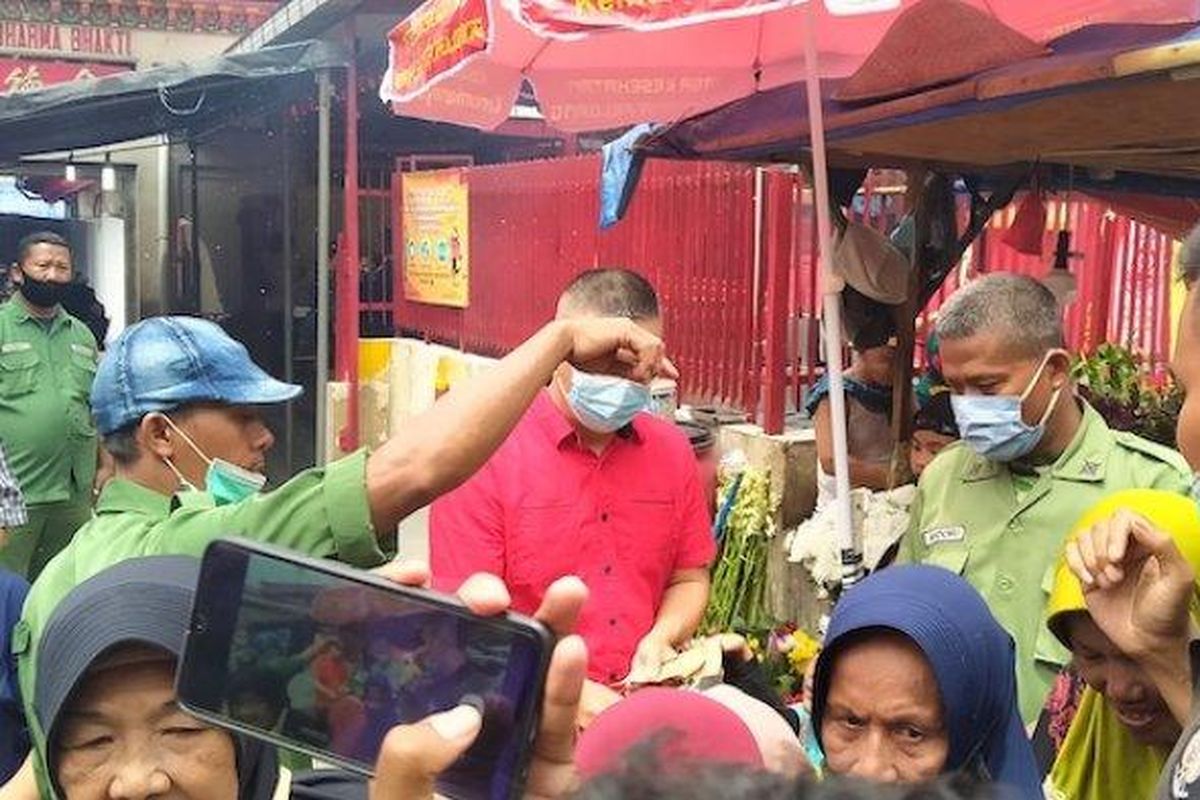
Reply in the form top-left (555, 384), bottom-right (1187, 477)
top-left (431, 392), bottom-right (715, 684)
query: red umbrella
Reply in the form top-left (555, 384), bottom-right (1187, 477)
top-left (380, 0), bottom-right (1196, 132)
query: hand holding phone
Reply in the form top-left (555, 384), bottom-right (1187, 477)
top-left (366, 568), bottom-right (590, 800)
top-left (179, 541), bottom-right (590, 800)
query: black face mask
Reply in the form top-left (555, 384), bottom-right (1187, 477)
top-left (17, 271), bottom-right (68, 308)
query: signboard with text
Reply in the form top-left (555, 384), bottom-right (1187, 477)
top-left (382, 0), bottom-right (490, 103)
top-left (0, 57), bottom-right (128, 95)
top-left (401, 169), bottom-right (470, 308)
top-left (0, 21), bottom-right (135, 61)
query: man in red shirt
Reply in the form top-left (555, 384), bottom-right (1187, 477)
top-left (431, 269), bottom-right (714, 686)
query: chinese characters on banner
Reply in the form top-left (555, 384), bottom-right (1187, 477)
top-left (0, 58), bottom-right (127, 96)
top-left (401, 169), bottom-right (470, 308)
top-left (382, 0), bottom-right (490, 103)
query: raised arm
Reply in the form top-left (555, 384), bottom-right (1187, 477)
top-left (366, 317), bottom-right (673, 535)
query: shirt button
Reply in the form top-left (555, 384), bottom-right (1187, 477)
top-left (997, 575), bottom-right (1015, 593)
top-left (609, 618), bottom-right (617, 626)
top-left (603, 565), bottom-right (612, 575)
top-left (609, 672), bottom-right (619, 682)
top-left (600, 512), bottom-right (610, 522)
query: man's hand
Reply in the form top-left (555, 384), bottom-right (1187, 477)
top-left (1065, 508), bottom-right (1195, 659)
top-left (578, 680), bottom-right (621, 730)
top-left (629, 631), bottom-right (678, 682)
top-left (368, 561), bottom-right (587, 800)
top-left (717, 633), bottom-right (754, 664)
top-left (564, 318), bottom-right (677, 385)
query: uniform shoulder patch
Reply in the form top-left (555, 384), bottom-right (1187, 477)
top-left (1173, 724), bottom-right (1200, 798)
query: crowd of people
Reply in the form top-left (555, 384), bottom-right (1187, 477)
top-left (0, 222), bottom-right (1197, 800)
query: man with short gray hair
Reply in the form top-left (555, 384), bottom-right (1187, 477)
top-left (899, 272), bottom-right (1192, 724)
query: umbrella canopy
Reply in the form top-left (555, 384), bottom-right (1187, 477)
top-left (641, 22), bottom-right (1200, 162)
top-left (379, 0), bottom-right (1197, 132)
top-left (640, 21), bottom-right (1200, 190)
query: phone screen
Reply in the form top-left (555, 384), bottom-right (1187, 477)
top-left (178, 539), bottom-right (552, 800)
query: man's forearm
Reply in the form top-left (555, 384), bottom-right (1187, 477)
top-left (366, 321), bottom-right (574, 534)
top-left (648, 570), bottom-right (711, 646)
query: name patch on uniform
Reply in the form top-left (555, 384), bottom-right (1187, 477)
top-left (70, 344), bottom-right (95, 358)
top-left (1, 342), bottom-right (31, 353)
top-left (923, 526), bottom-right (966, 546)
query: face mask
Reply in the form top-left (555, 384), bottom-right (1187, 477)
top-left (565, 367), bottom-right (650, 434)
top-left (159, 415), bottom-right (267, 505)
top-left (17, 271), bottom-right (67, 308)
top-left (950, 351), bottom-right (1065, 463)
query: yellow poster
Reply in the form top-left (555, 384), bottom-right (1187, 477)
top-left (401, 169), bottom-right (469, 307)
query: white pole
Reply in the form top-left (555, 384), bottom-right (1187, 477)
top-left (804, 0), bottom-right (862, 586)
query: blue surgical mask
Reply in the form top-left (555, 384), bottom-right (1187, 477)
top-left (160, 414), bottom-right (267, 505)
top-left (565, 367), bottom-right (650, 434)
top-left (950, 351), bottom-right (1065, 463)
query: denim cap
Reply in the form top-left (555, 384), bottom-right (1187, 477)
top-left (91, 316), bottom-right (302, 435)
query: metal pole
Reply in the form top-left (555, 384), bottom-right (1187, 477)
top-left (804, 1), bottom-right (861, 587)
top-left (749, 166), bottom-right (765, 411)
top-left (761, 173), bottom-right (791, 436)
top-left (282, 116), bottom-right (295, 473)
top-left (338, 33), bottom-right (361, 453)
top-left (154, 136), bottom-right (168, 318)
top-left (189, 140), bottom-right (200, 313)
top-left (316, 70), bottom-right (332, 465)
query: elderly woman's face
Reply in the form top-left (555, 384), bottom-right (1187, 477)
top-left (821, 631), bottom-right (949, 783)
top-left (54, 647), bottom-right (239, 800)
top-left (1068, 615), bottom-right (1180, 747)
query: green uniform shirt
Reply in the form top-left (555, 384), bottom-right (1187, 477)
top-left (0, 298), bottom-right (98, 505)
top-left (900, 402), bottom-right (1192, 724)
top-left (0, 297), bottom-right (97, 503)
top-left (14, 448), bottom-right (386, 783)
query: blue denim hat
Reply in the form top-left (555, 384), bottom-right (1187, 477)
top-left (91, 316), bottom-right (303, 435)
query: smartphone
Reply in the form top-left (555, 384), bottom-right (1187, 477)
top-left (177, 538), bottom-right (554, 800)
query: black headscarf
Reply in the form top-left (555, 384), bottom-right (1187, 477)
top-left (33, 556), bottom-right (280, 800)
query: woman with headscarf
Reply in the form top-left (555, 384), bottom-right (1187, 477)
top-left (28, 555), bottom-right (282, 800)
top-left (15, 555), bottom-right (591, 800)
top-left (1039, 489), bottom-right (1200, 800)
top-left (810, 565), bottom-right (1040, 796)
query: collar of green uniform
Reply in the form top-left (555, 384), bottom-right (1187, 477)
top-left (959, 401), bottom-right (1112, 484)
top-left (94, 477), bottom-right (177, 517)
top-left (4, 296), bottom-right (68, 331)
top-left (95, 478), bottom-right (219, 516)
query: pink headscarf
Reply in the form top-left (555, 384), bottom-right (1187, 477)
top-left (576, 687), bottom-right (765, 780)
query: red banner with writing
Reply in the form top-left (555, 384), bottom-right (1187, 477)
top-left (510, 0), bottom-right (804, 36)
top-left (0, 57), bottom-right (127, 96)
top-left (382, 0), bottom-right (491, 103)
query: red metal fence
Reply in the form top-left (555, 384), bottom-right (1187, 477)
top-left (367, 157), bottom-right (1179, 428)
top-left (391, 156), bottom-right (764, 410)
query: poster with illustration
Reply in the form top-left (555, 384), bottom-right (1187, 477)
top-left (401, 168), bottom-right (469, 308)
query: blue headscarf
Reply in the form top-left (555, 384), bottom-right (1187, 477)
top-left (811, 565), bottom-right (1040, 798)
